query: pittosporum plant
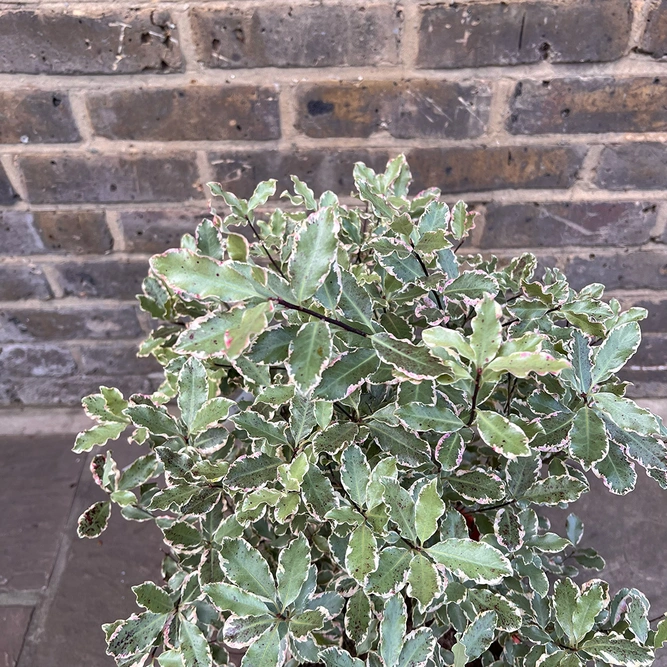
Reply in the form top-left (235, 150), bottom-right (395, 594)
top-left (74, 155), bottom-right (667, 667)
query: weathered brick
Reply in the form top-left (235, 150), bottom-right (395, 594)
top-left (618, 297), bottom-right (667, 333)
top-left (0, 211), bottom-right (44, 254)
top-left (53, 259), bottom-right (148, 299)
top-left (20, 153), bottom-right (200, 204)
top-left (408, 146), bottom-right (586, 194)
top-left (295, 80), bottom-right (490, 139)
top-left (564, 250), bottom-right (667, 290)
top-left (120, 210), bottom-right (202, 253)
top-left (0, 163), bottom-right (18, 205)
top-left (78, 342), bottom-right (161, 376)
top-left (630, 334), bottom-right (666, 368)
top-left (88, 86), bottom-right (280, 141)
top-left (0, 264), bottom-right (52, 300)
top-left (640, 0), bottom-right (667, 58)
top-left (508, 78), bottom-right (667, 134)
top-left (0, 343), bottom-right (77, 377)
top-left (0, 305), bottom-right (143, 342)
top-left (621, 369), bottom-right (667, 398)
top-left (0, 90), bottom-right (79, 144)
top-left (0, 9), bottom-right (183, 74)
top-left (417, 0), bottom-right (632, 68)
top-left (190, 4), bottom-right (401, 68)
top-left (208, 149), bottom-right (391, 200)
top-left (34, 210), bottom-right (113, 254)
top-left (479, 202), bottom-right (656, 248)
top-left (596, 143), bottom-right (667, 190)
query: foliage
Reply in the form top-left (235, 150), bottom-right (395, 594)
top-left (74, 155), bottom-right (667, 667)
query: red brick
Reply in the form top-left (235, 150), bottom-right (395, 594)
top-left (0, 343), bottom-right (77, 377)
top-left (78, 342), bottom-right (161, 376)
top-left (0, 90), bottom-right (79, 144)
top-left (417, 0), bottom-right (632, 68)
top-left (295, 80), bottom-right (490, 139)
top-left (33, 211), bottom-right (113, 254)
top-left (0, 9), bottom-right (183, 74)
top-left (408, 146), bottom-right (586, 194)
top-left (618, 297), bottom-right (667, 333)
top-left (479, 202), bottom-right (656, 248)
top-left (596, 143), bottom-right (667, 190)
top-left (509, 78), bottom-right (667, 134)
top-left (52, 259), bottom-right (148, 299)
top-left (0, 265), bottom-right (52, 300)
top-left (190, 4), bottom-right (401, 68)
top-left (20, 153), bottom-right (200, 204)
top-left (120, 209), bottom-right (202, 253)
top-left (640, 0), bottom-right (667, 58)
top-left (88, 86), bottom-right (280, 141)
top-left (0, 162), bottom-right (18, 205)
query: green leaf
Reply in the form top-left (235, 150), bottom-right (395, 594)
top-left (594, 393), bottom-right (661, 436)
top-left (398, 628), bottom-right (436, 667)
top-left (426, 539), bottom-right (512, 584)
top-left (467, 590), bottom-right (522, 632)
top-left (371, 332), bottom-right (452, 381)
top-left (407, 553), bottom-right (442, 613)
top-left (132, 582), bottom-right (173, 614)
top-left (366, 546), bottom-right (412, 596)
top-left (470, 296), bottom-right (502, 367)
top-left (493, 508), bottom-right (524, 552)
top-left (277, 534), bottom-right (310, 610)
top-left (655, 618), bottom-right (667, 648)
top-left (476, 410), bottom-right (530, 459)
top-left (338, 270), bottom-right (378, 333)
top-left (345, 588), bottom-right (372, 645)
top-left (289, 207), bottom-right (339, 303)
top-left (591, 322), bottom-right (641, 386)
top-left (179, 619), bottom-right (212, 667)
top-left (227, 232), bottom-right (249, 262)
top-left (368, 420), bottom-right (432, 467)
top-left (289, 609), bottom-right (326, 638)
top-left (178, 358), bottom-right (208, 429)
top-left (163, 521), bottom-right (202, 552)
top-left (460, 611), bottom-right (497, 661)
top-left (555, 578), bottom-right (607, 647)
top-left (225, 452), bottom-right (282, 491)
top-left (346, 524), bottom-right (378, 584)
top-left (232, 412), bottom-right (289, 445)
top-left (341, 444), bottom-right (371, 508)
top-left (313, 422), bottom-right (359, 455)
top-left (73, 421), bottom-right (126, 453)
top-left (415, 478), bottom-right (446, 543)
top-left (581, 634), bottom-right (653, 667)
top-left (593, 440), bottom-right (637, 495)
top-left (568, 330), bottom-right (592, 393)
top-left (395, 399), bottom-right (465, 434)
top-left (196, 219), bottom-right (223, 260)
top-left (190, 397), bottom-right (234, 434)
top-left (315, 348), bottom-right (379, 401)
top-left (124, 405), bottom-right (182, 437)
top-left (286, 321), bottom-right (333, 394)
top-left (422, 326), bottom-right (475, 361)
top-left (486, 351), bottom-right (570, 378)
top-left (204, 583), bottom-right (270, 616)
top-left (158, 650), bottom-right (184, 667)
top-left (441, 271), bottom-right (498, 302)
top-left (605, 420), bottom-right (667, 472)
top-left (320, 648), bottom-right (365, 667)
top-left (151, 250), bottom-right (271, 302)
top-left (302, 466), bottom-right (338, 519)
top-left (219, 538), bottom-right (276, 601)
top-left (248, 179), bottom-right (277, 210)
top-left (449, 469), bottom-right (506, 504)
top-left (380, 594), bottom-right (407, 667)
top-left (77, 501), bottom-right (111, 538)
top-left (223, 614), bottom-right (275, 649)
top-left (451, 200), bottom-right (476, 240)
top-left (240, 625), bottom-right (284, 667)
top-left (569, 407), bottom-right (609, 469)
top-left (383, 478), bottom-right (418, 542)
top-left (107, 611), bottom-right (168, 659)
top-left (522, 475), bottom-right (588, 506)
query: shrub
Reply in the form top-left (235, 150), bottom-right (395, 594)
top-left (74, 155), bottom-right (667, 667)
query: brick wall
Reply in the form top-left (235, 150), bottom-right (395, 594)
top-left (1, 0), bottom-right (666, 409)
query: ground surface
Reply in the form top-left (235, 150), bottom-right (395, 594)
top-left (1, 431), bottom-right (666, 667)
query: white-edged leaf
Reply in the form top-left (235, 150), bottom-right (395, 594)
top-left (286, 321), bottom-right (332, 394)
top-left (426, 539), bottom-right (512, 584)
top-left (476, 410), bottom-right (530, 459)
top-left (591, 322), bottom-right (641, 386)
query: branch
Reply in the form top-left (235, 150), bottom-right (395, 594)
top-left (467, 367), bottom-right (483, 426)
top-left (270, 298), bottom-right (369, 337)
top-left (246, 217), bottom-right (287, 280)
top-left (410, 242), bottom-right (444, 310)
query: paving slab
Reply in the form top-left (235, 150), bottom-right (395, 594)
top-left (0, 607), bottom-right (33, 667)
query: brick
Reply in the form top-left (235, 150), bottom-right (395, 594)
top-left (408, 146), bottom-right (586, 194)
top-left (0, 9), bottom-right (182, 75)
top-left (0, 211), bottom-right (45, 255)
top-left (0, 343), bottom-right (76, 378)
top-left (78, 342), bottom-right (160, 376)
top-left (618, 297), bottom-right (667, 333)
top-left (208, 149), bottom-right (392, 200)
top-left (564, 250), bottom-right (667, 291)
top-left (190, 4), bottom-right (401, 69)
top-left (630, 333), bottom-right (666, 368)
top-left (596, 143), bottom-right (667, 190)
top-left (417, 0), bottom-right (632, 68)
top-left (295, 80), bottom-right (491, 139)
top-left (508, 78), bottom-right (667, 134)
top-left (0, 436), bottom-right (83, 588)
top-left (0, 265), bottom-right (52, 300)
top-left (34, 210), bottom-right (113, 254)
top-left (53, 259), bottom-right (148, 299)
top-left (640, 0), bottom-right (667, 58)
top-left (88, 85), bottom-right (280, 141)
top-left (120, 210), bottom-right (202, 253)
top-left (0, 90), bottom-right (79, 144)
top-left (0, 607), bottom-right (33, 667)
top-left (0, 305), bottom-right (143, 342)
top-left (622, 369), bottom-right (667, 398)
top-left (20, 153), bottom-right (200, 204)
top-left (479, 202), bottom-right (656, 249)
top-left (0, 163), bottom-right (18, 205)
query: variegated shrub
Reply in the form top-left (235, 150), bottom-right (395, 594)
top-left (74, 156), bottom-right (667, 667)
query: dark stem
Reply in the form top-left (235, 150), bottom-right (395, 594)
top-left (410, 243), bottom-right (444, 310)
top-left (453, 238), bottom-right (466, 253)
top-left (505, 374), bottom-right (516, 415)
top-left (270, 298), bottom-right (369, 337)
top-left (467, 367), bottom-right (483, 426)
top-left (334, 403), bottom-right (357, 422)
top-left (502, 303), bottom-right (562, 329)
top-left (246, 217), bottom-right (287, 280)
top-left (468, 498), bottom-right (516, 514)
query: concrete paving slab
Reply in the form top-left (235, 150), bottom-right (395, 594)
top-left (0, 607), bottom-right (33, 667)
